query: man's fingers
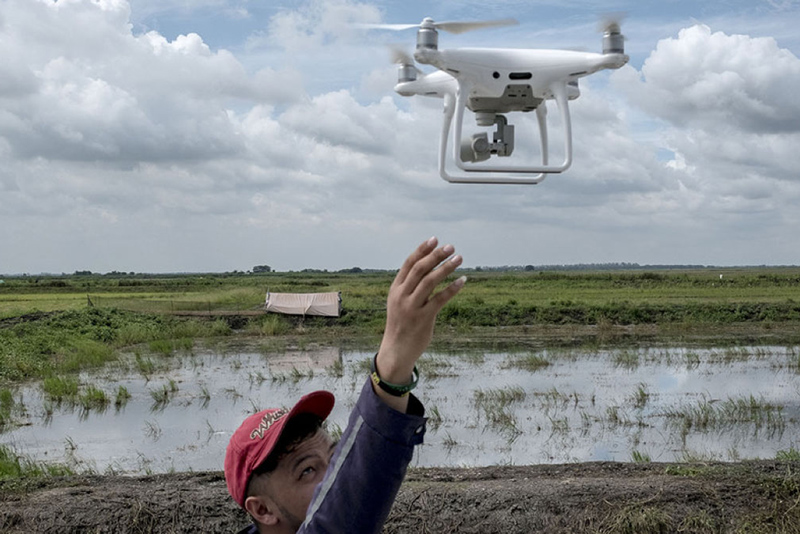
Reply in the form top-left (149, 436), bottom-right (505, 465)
top-left (401, 244), bottom-right (456, 295)
top-left (427, 276), bottom-right (467, 312)
top-left (394, 237), bottom-right (438, 287)
top-left (411, 252), bottom-right (462, 303)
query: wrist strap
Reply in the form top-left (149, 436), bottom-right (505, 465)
top-left (370, 353), bottom-right (418, 397)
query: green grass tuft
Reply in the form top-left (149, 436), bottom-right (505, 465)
top-left (114, 385), bottom-right (132, 409)
top-left (0, 444), bottom-right (74, 479)
top-left (506, 352), bottom-right (551, 371)
top-left (41, 376), bottom-right (79, 402)
top-left (776, 447), bottom-right (800, 461)
top-left (78, 385), bottom-right (109, 412)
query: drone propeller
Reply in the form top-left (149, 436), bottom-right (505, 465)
top-left (358, 17), bottom-right (518, 35)
top-left (388, 45), bottom-right (422, 83)
top-left (598, 13), bottom-right (626, 55)
top-left (388, 45), bottom-right (415, 66)
top-left (598, 12), bottom-right (625, 35)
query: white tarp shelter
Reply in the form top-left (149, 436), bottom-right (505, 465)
top-left (265, 292), bottom-right (341, 317)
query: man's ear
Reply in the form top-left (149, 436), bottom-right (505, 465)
top-left (244, 494), bottom-right (279, 527)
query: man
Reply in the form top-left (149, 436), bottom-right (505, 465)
top-left (225, 237), bottom-right (466, 533)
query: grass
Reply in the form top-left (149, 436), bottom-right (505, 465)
top-left (0, 388), bottom-right (20, 428)
top-left (428, 405), bottom-right (443, 429)
top-left (198, 385), bottom-right (211, 408)
top-left (612, 350), bottom-right (640, 369)
top-left (254, 314), bottom-right (291, 336)
top-left (606, 406), bottom-right (634, 427)
top-left (114, 385), bottom-right (131, 409)
top-left (631, 383), bottom-right (650, 409)
top-left (134, 352), bottom-right (155, 377)
top-left (665, 395), bottom-right (785, 435)
top-left (0, 444), bottom-right (74, 479)
top-left (149, 380), bottom-right (179, 410)
top-left (0, 307), bottom-right (232, 384)
top-left (327, 358), bottom-right (344, 378)
top-left (78, 385), bottom-right (109, 413)
top-left (42, 376), bottom-right (79, 402)
top-left (600, 505), bottom-right (672, 534)
top-left (473, 386), bottom-right (526, 439)
top-left (776, 447), bottom-right (800, 461)
top-left (505, 352), bottom-right (551, 371)
top-left (416, 356), bottom-right (454, 378)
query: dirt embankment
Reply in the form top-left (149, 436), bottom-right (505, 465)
top-left (1, 462), bottom-right (799, 533)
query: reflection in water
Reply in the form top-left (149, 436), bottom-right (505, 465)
top-left (5, 343), bottom-right (800, 474)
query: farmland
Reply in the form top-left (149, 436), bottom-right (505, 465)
top-left (2, 267), bottom-right (800, 533)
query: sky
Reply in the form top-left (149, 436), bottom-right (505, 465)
top-left (1, 0), bottom-right (800, 274)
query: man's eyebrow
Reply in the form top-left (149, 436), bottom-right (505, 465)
top-left (291, 452), bottom-right (317, 472)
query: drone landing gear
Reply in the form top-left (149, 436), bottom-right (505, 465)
top-left (438, 82), bottom-right (573, 185)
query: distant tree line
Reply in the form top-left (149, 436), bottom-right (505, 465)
top-left (473, 263), bottom-right (708, 272)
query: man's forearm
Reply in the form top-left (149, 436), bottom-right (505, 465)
top-left (299, 378), bottom-right (426, 534)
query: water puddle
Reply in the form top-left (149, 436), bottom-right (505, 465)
top-left (4, 343), bottom-right (800, 474)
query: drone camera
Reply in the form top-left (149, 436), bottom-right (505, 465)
top-left (460, 115), bottom-right (515, 162)
top-left (460, 133), bottom-right (491, 163)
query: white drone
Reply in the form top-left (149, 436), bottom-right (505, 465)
top-left (363, 17), bottom-right (629, 184)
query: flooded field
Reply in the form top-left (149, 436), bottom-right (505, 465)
top-left (4, 341), bottom-right (800, 474)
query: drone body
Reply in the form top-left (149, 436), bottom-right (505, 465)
top-left (371, 17), bottom-right (629, 184)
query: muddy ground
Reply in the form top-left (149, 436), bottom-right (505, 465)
top-left (2, 461), bottom-right (799, 533)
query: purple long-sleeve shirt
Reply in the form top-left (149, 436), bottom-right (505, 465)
top-left (238, 378), bottom-right (426, 533)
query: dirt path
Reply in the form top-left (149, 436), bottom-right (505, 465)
top-left (2, 462), bottom-right (798, 533)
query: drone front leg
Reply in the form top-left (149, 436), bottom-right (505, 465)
top-left (536, 103), bottom-right (549, 167)
top-left (438, 93), bottom-right (456, 180)
top-left (549, 81), bottom-right (572, 172)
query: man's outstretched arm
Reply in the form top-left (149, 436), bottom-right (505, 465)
top-left (299, 237), bottom-right (465, 533)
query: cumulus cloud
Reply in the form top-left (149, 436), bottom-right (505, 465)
top-left (618, 25), bottom-right (800, 134)
top-left (0, 0), bottom-right (301, 164)
top-left (610, 23), bottom-right (800, 243)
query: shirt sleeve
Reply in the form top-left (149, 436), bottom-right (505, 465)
top-left (298, 377), bottom-right (427, 534)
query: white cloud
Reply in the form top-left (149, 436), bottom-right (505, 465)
top-left (265, 0), bottom-right (381, 51)
top-left (0, 0), bottom-right (302, 165)
top-left (619, 25), bottom-right (800, 134)
top-left (611, 23), bottom-right (800, 232)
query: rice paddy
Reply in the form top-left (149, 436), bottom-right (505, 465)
top-left (2, 342), bottom-right (798, 475)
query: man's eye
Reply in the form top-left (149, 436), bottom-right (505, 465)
top-left (300, 466), bottom-right (315, 478)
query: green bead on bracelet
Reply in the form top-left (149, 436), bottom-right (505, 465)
top-left (370, 353), bottom-right (419, 397)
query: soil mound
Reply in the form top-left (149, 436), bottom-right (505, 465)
top-left (2, 462), bottom-right (798, 533)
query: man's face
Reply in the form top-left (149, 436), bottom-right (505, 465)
top-left (257, 428), bottom-right (336, 532)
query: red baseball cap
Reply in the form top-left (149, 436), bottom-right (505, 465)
top-left (224, 390), bottom-right (335, 507)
